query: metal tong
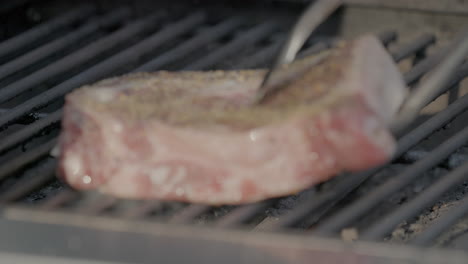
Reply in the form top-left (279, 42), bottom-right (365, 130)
top-left (255, 0), bottom-right (343, 103)
top-left (255, 0), bottom-right (468, 135)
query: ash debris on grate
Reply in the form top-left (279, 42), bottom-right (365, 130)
top-left (158, 202), bottom-right (190, 219)
top-left (387, 168), bottom-right (468, 245)
top-left (253, 188), bottom-right (316, 229)
top-left (416, 111), bottom-right (468, 151)
top-left (341, 165), bottom-right (448, 233)
top-left (326, 165), bottom-right (409, 220)
top-left (427, 177), bottom-right (468, 248)
top-left (195, 205), bottom-right (235, 224)
top-left (446, 147), bottom-right (468, 169)
top-left (265, 189), bottom-right (316, 218)
top-left (23, 179), bottom-right (64, 203)
top-left (0, 157), bottom-right (59, 202)
top-left (0, 158), bottom-right (50, 192)
top-left (388, 201), bottom-right (456, 244)
top-left (443, 218), bottom-right (468, 250)
top-left (400, 147), bottom-right (468, 169)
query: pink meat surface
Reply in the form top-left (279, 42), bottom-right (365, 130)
top-left (56, 34), bottom-right (407, 205)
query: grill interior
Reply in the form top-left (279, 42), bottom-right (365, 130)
top-left (1, 0), bottom-right (468, 263)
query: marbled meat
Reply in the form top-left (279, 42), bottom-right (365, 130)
top-left (56, 34), bottom-right (407, 205)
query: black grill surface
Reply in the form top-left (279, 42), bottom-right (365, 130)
top-left (1, 0), bottom-right (468, 258)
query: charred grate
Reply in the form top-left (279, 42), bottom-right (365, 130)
top-left (0, 0), bottom-right (467, 253)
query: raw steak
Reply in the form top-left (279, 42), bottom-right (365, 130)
top-left (56, 34), bottom-right (407, 205)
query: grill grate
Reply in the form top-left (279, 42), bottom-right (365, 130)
top-left (0, 6), bottom-right (96, 63)
top-left (0, 0), bottom-right (468, 256)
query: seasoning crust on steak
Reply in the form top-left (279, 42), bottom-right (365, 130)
top-left (57, 34), bottom-right (407, 205)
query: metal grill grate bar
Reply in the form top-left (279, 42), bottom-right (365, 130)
top-left (234, 41), bottom-right (282, 69)
top-left (377, 31), bottom-right (397, 47)
top-left (404, 46), bottom-right (451, 86)
top-left (0, 12), bottom-right (203, 129)
top-left (135, 17), bottom-right (245, 72)
top-left (391, 34), bottom-right (436, 62)
top-left (119, 201), bottom-right (163, 219)
top-left (183, 22), bottom-right (278, 70)
top-left (0, 159), bottom-right (56, 203)
top-left (74, 194), bottom-right (117, 215)
top-left (313, 112), bottom-right (468, 236)
top-left (0, 139), bottom-right (56, 182)
top-left (0, 109), bottom-right (48, 118)
top-left (360, 161), bottom-right (468, 241)
top-left (392, 29), bottom-right (468, 135)
top-left (0, 11), bottom-right (163, 107)
top-left (215, 200), bottom-right (275, 228)
top-left (411, 194), bottom-right (468, 246)
top-left (0, 8), bottom-right (130, 81)
top-left (246, 37), bottom-right (452, 230)
top-left (0, 6), bottom-right (96, 61)
top-left (169, 205), bottom-right (212, 224)
top-left (0, 110), bottom-right (61, 155)
top-left (38, 189), bottom-right (78, 210)
top-left (267, 74), bottom-right (468, 230)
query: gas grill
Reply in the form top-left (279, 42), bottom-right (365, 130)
top-left (0, 0), bottom-right (468, 263)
